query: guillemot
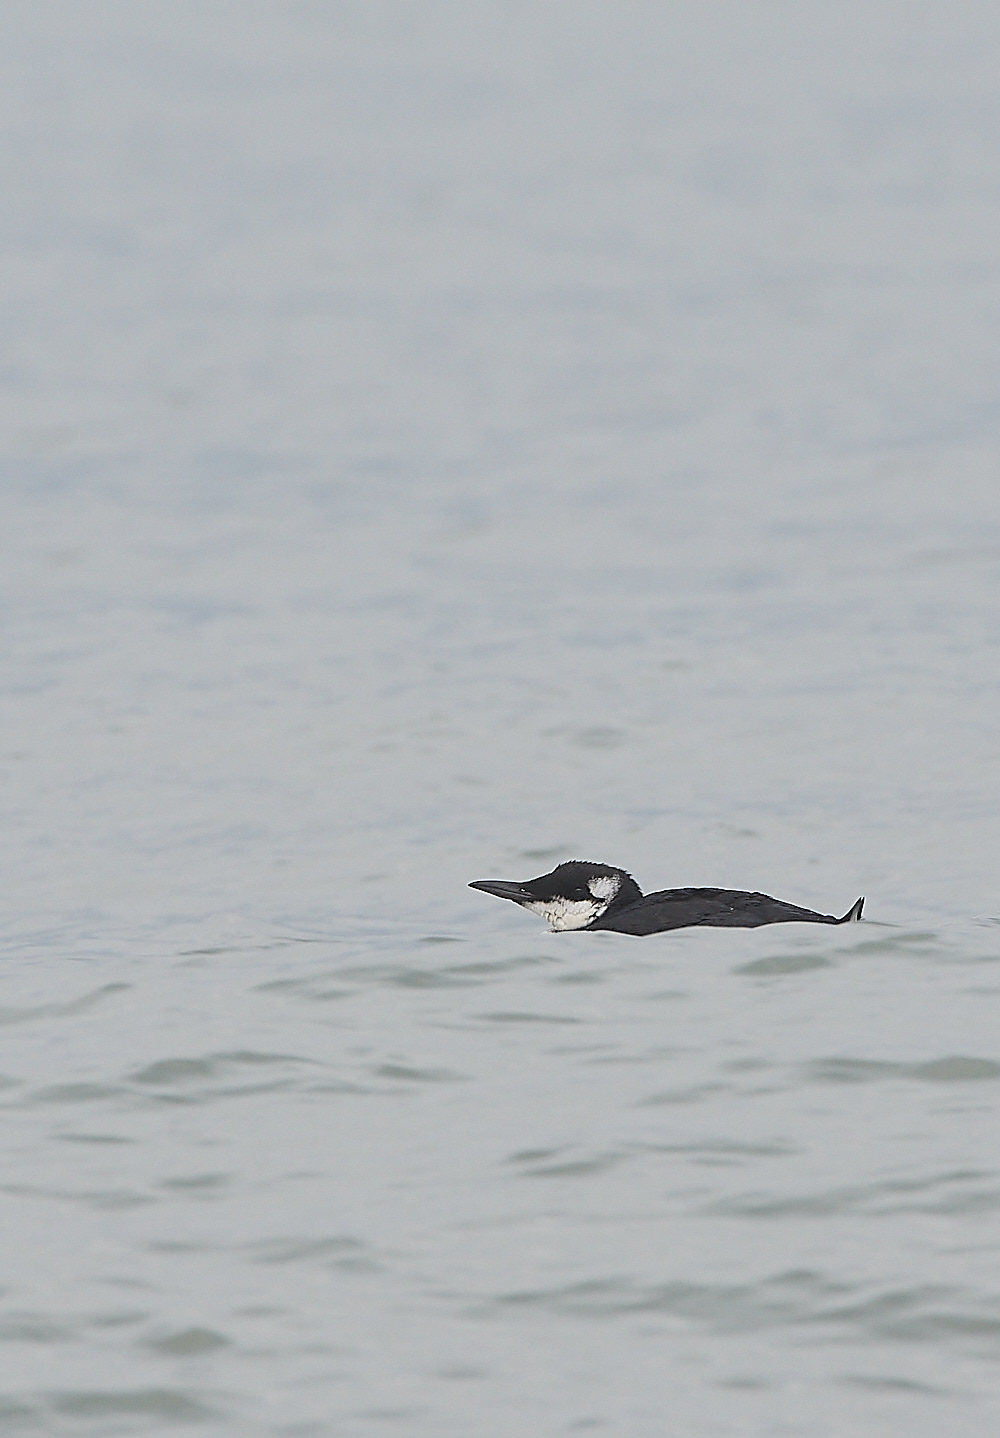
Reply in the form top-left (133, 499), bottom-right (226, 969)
top-left (469, 861), bottom-right (864, 934)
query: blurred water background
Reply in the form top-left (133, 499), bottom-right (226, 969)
top-left (4, 3), bottom-right (1000, 1434)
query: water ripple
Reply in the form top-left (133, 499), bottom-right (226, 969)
top-left (476, 1011), bottom-right (584, 1026)
top-left (706, 1168), bottom-right (999, 1218)
top-left (142, 1327), bottom-right (229, 1356)
top-left (0, 983), bottom-right (130, 1028)
top-left (49, 1388), bottom-right (218, 1422)
top-left (244, 1236), bottom-right (379, 1272)
top-left (736, 953), bottom-right (832, 976)
top-left (806, 1055), bottom-right (1000, 1085)
top-left (481, 1270), bottom-right (1000, 1353)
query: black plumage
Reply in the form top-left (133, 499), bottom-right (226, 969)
top-left (589, 884), bottom-right (863, 933)
top-left (470, 860), bottom-right (864, 934)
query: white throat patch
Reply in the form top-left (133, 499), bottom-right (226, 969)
top-left (523, 898), bottom-right (602, 932)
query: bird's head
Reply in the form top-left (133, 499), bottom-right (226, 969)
top-left (469, 861), bottom-right (642, 931)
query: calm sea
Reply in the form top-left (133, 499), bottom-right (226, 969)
top-left (3, 3), bottom-right (1000, 1433)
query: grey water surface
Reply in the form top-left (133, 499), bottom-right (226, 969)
top-left (4, 3), bottom-right (1000, 1434)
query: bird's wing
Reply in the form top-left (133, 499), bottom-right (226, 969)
top-left (591, 888), bottom-right (838, 934)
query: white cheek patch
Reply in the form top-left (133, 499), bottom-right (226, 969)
top-left (523, 898), bottom-right (601, 932)
top-left (588, 875), bottom-right (620, 903)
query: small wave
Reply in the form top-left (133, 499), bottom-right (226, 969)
top-left (49, 1388), bottom-right (218, 1421)
top-left (806, 1055), bottom-right (1000, 1085)
top-left (479, 1269), bottom-right (1000, 1353)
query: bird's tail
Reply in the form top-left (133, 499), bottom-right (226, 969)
top-left (836, 897), bottom-right (865, 923)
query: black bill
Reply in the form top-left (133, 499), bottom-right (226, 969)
top-left (469, 879), bottom-right (532, 904)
